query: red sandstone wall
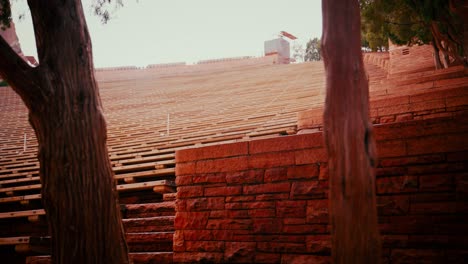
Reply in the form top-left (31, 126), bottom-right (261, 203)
top-left (364, 52), bottom-right (390, 71)
top-left (174, 115), bottom-right (468, 264)
top-left (389, 43), bottom-right (435, 75)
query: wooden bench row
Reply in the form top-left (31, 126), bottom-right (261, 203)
top-left (0, 105), bottom-right (305, 171)
top-left (0, 236), bottom-right (49, 254)
top-left (0, 179), bottom-right (175, 208)
top-left (0, 155), bottom-right (175, 181)
top-left (0, 179), bottom-right (175, 222)
top-left (298, 76), bottom-right (468, 132)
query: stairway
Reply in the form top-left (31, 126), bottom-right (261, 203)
top-left (123, 198), bottom-right (175, 263)
top-left (24, 198), bottom-right (176, 264)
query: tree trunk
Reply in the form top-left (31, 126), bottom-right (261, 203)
top-left (0, 1), bottom-right (130, 263)
top-left (465, 24), bottom-right (468, 67)
top-left (321, 0), bottom-right (381, 263)
top-left (441, 41), bottom-right (450, 68)
top-left (432, 40), bottom-right (443, 70)
top-left (449, 0), bottom-right (468, 67)
top-left (463, 13), bottom-right (468, 68)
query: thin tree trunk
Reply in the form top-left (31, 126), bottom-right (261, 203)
top-left (463, 13), bottom-right (468, 68)
top-left (432, 40), bottom-right (443, 70)
top-left (465, 25), bottom-right (468, 67)
top-left (449, 0), bottom-right (468, 67)
top-left (441, 41), bottom-right (450, 68)
top-left (431, 21), bottom-right (464, 68)
top-left (321, 0), bottom-right (381, 263)
top-left (0, 1), bottom-right (130, 263)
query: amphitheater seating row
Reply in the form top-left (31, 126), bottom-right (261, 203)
top-left (0, 179), bottom-right (175, 210)
top-left (298, 73), bottom-right (468, 132)
top-left (0, 62), bottom-right (326, 259)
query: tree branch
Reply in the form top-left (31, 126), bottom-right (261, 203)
top-left (0, 34), bottom-right (41, 106)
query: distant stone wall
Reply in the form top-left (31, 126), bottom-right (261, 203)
top-left (147, 62), bottom-right (187, 69)
top-left (197, 56), bottom-right (255, 64)
top-left (95, 66), bottom-right (140, 71)
top-left (174, 116), bottom-right (468, 263)
top-left (94, 55), bottom-right (279, 82)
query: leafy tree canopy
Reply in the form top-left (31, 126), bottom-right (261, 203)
top-left (304, 37), bottom-right (321, 61)
top-left (360, 0), bottom-right (466, 67)
top-left (291, 42), bottom-right (305, 63)
top-left (0, 0), bottom-right (11, 28)
top-left (0, 0), bottom-right (124, 27)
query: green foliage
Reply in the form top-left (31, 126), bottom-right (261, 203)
top-left (93, 0), bottom-right (124, 24)
top-left (304, 37), bottom-right (321, 61)
top-left (1, 0), bottom-right (124, 25)
top-left (360, 0), bottom-right (431, 50)
top-left (0, 0), bottom-right (12, 29)
top-left (291, 42), bottom-right (305, 63)
top-left (0, 79), bottom-right (7, 86)
top-left (360, 0), bottom-right (465, 66)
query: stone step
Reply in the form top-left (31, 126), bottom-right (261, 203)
top-left (25, 252), bottom-right (173, 264)
top-left (122, 201), bottom-right (175, 218)
top-left (127, 232), bottom-right (173, 252)
top-left (123, 216), bottom-right (175, 233)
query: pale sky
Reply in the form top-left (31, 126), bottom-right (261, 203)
top-left (12, 0), bottom-right (322, 68)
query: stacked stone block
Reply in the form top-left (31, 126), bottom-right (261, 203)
top-left (174, 115), bottom-right (468, 263)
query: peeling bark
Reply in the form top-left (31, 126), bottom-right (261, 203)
top-left (0, 1), bottom-right (129, 263)
top-left (321, 0), bottom-right (381, 263)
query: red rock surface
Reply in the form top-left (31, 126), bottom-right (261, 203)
top-left (174, 115), bottom-right (468, 263)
